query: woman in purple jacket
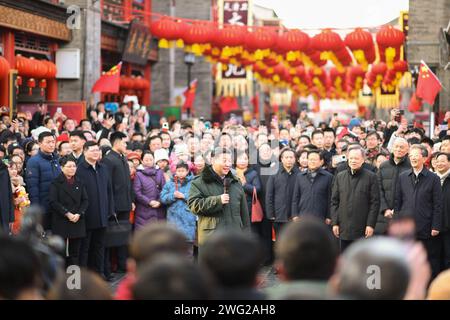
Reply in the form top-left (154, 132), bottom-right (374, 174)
top-left (133, 151), bottom-right (166, 229)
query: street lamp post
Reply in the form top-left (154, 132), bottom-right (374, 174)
top-left (184, 53), bottom-right (196, 118)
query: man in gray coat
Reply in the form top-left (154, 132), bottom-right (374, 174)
top-left (331, 146), bottom-right (380, 252)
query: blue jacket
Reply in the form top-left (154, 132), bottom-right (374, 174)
top-left (160, 174), bottom-right (196, 241)
top-left (395, 168), bottom-right (442, 239)
top-left (291, 168), bottom-right (333, 220)
top-left (76, 160), bottom-right (114, 230)
top-left (26, 150), bottom-right (61, 212)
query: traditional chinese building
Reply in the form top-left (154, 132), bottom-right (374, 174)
top-left (0, 0), bottom-right (71, 116)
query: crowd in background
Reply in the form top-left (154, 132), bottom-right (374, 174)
top-left (1, 101), bottom-right (450, 300)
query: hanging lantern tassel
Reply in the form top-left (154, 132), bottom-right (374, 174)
top-left (385, 47), bottom-right (396, 69)
top-left (39, 79), bottom-right (47, 96)
top-left (27, 78), bottom-right (36, 96)
top-left (353, 50), bottom-right (368, 71)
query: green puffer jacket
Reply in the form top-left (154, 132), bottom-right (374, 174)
top-left (188, 165), bottom-right (250, 245)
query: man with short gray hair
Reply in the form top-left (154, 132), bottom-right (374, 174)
top-left (331, 147), bottom-right (380, 252)
top-left (395, 144), bottom-right (442, 279)
top-left (329, 237), bottom-right (411, 299)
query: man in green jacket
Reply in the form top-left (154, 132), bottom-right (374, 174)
top-left (188, 148), bottom-right (250, 246)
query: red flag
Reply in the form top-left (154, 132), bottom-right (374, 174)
top-left (91, 62), bottom-right (122, 93)
top-left (408, 93), bottom-right (423, 112)
top-left (183, 79), bottom-right (198, 112)
top-left (251, 95), bottom-right (259, 116)
top-left (219, 97), bottom-right (240, 113)
top-left (416, 62), bottom-right (442, 105)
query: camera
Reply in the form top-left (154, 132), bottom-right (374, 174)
top-left (19, 206), bottom-right (65, 293)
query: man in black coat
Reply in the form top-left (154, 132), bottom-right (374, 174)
top-left (291, 150), bottom-right (333, 223)
top-left (77, 141), bottom-right (114, 279)
top-left (331, 146), bottom-right (380, 252)
top-left (395, 144), bottom-right (442, 279)
top-left (0, 160), bottom-right (14, 234)
top-left (102, 132), bottom-right (134, 275)
top-left (266, 148), bottom-right (299, 238)
top-left (435, 152), bottom-right (450, 271)
top-left (376, 137), bottom-right (411, 234)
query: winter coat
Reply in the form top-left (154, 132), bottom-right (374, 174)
top-left (76, 160), bottom-right (114, 230)
top-left (395, 168), bottom-right (442, 239)
top-left (441, 174), bottom-right (450, 233)
top-left (266, 166), bottom-right (300, 222)
top-left (376, 155), bottom-right (411, 234)
top-left (48, 173), bottom-right (88, 238)
top-left (240, 167), bottom-right (262, 220)
top-left (331, 167), bottom-right (380, 240)
top-left (188, 165), bottom-right (250, 245)
top-left (291, 168), bottom-right (333, 220)
top-left (102, 150), bottom-right (133, 213)
top-left (0, 162), bottom-right (14, 233)
top-left (26, 150), bottom-right (61, 212)
top-left (133, 167), bottom-right (166, 229)
top-left (160, 173), bottom-right (196, 241)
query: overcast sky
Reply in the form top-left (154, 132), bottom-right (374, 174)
top-left (253, 0), bottom-right (409, 29)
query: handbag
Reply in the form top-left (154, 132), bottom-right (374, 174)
top-left (251, 187), bottom-right (264, 223)
top-left (104, 214), bottom-right (132, 248)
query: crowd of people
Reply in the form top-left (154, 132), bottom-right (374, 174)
top-left (1, 101), bottom-right (450, 300)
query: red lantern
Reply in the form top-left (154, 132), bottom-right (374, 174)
top-left (275, 29), bottom-right (310, 54)
top-left (150, 16), bottom-right (184, 48)
top-left (345, 28), bottom-right (375, 51)
top-left (27, 78), bottom-right (36, 95)
top-left (312, 29), bottom-right (344, 52)
top-left (42, 60), bottom-right (57, 79)
top-left (183, 21), bottom-right (214, 46)
top-left (245, 27), bottom-right (276, 59)
top-left (0, 56), bottom-right (11, 78)
top-left (376, 25), bottom-right (405, 48)
top-left (394, 60), bottom-right (408, 73)
top-left (371, 62), bottom-right (387, 76)
top-left (214, 25), bottom-right (246, 48)
top-left (16, 56), bottom-right (31, 77)
top-left (31, 59), bottom-right (47, 79)
top-left (376, 25), bottom-right (405, 68)
top-left (39, 79), bottom-right (47, 96)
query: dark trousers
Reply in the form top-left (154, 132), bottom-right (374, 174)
top-left (80, 227), bottom-right (106, 276)
top-left (420, 237), bottom-right (442, 279)
top-left (65, 237), bottom-right (83, 267)
top-left (442, 231), bottom-right (450, 270)
top-left (104, 211), bottom-right (129, 275)
top-left (273, 222), bottom-right (286, 240)
top-left (251, 218), bottom-right (274, 265)
top-left (340, 239), bottom-right (354, 253)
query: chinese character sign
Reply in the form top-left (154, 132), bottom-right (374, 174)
top-left (221, 0), bottom-right (249, 79)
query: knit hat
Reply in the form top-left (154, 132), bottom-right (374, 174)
top-left (31, 126), bottom-right (51, 141)
top-left (348, 118), bottom-right (361, 131)
top-left (154, 148), bottom-right (169, 164)
top-left (427, 270), bottom-right (450, 300)
top-left (127, 152), bottom-right (141, 162)
top-left (174, 144), bottom-right (189, 157)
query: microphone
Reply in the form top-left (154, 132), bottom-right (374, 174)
top-left (223, 177), bottom-right (231, 195)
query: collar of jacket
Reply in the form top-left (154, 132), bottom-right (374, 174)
top-left (280, 166), bottom-right (299, 175)
top-left (389, 154), bottom-right (408, 166)
top-left (408, 167), bottom-right (429, 177)
top-left (39, 150), bottom-right (58, 160)
top-left (302, 168), bottom-right (326, 176)
top-left (437, 168), bottom-right (450, 181)
top-left (201, 164), bottom-right (238, 184)
top-left (80, 159), bottom-right (99, 170)
top-left (347, 166), bottom-right (363, 176)
top-left (55, 172), bottom-right (80, 184)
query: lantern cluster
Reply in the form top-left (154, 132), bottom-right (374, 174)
top-left (15, 55), bottom-right (57, 96)
top-left (150, 15), bottom-right (408, 101)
